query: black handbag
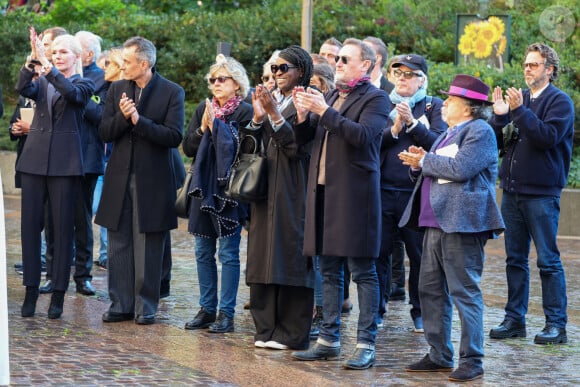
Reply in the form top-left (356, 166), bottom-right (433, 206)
top-left (224, 134), bottom-right (268, 202)
top-left (175, 161), bottom-right (194, 218)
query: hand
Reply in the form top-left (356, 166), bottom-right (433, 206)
top-left (505, 87), bottom-right (524, 111)
top-left (252, 85), bottom-right (266, 124)
top-left (391, 115), bottom-right (404, 137)
top-left (119, 92), bottom-right (137, 120)
top-left (395, 102), bottom-right (413, 126)
top-left (255, 85), bottom-right (279, 118)
top-left (492, 86), bottom-right (509, 115)
top-left (12, 119), bottom-right (30, 136)
top-left (205, 98), bottom-right (216, 132)
top-left (398, 146), bottom-right (426, 169)
top-left (294, 87), bottom-right (328, 117)
top-left (292, 86), bottom-right (308, 123)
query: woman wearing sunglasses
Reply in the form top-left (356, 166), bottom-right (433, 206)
top-left (182, 54), bottom-right (253, 334)
top-left (260, 50), bottom-right (280, 92)
top-left (242, 45), bottom-right (315, 351)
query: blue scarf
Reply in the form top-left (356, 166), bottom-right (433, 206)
top-left (388, 88), bottom-right (427, 122)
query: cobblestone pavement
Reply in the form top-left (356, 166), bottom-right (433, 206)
top-left (3, 194), bottom-right (580, 386)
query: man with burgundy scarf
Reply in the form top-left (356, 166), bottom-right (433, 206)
top-left (290, 38), bottom-right (389, 370)
top-left (398, 74), bottom-right (504, 382)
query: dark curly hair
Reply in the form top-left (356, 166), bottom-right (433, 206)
top-left (279, 45), bottom-right (313, 88)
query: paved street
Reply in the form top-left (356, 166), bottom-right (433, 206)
top-left (3, 194), bottom-right (580, 386)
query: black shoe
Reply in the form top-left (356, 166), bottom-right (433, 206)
top-left (184, 308), bottom-right (216, 330)
top-left (243, 301), bottom-right (251, 310)
top-left (135, 315), bottom-right (155, 325)
top-left (102, 311), bottom-right (134, 323)
top-left (489, 319), bottom-right (526, 339)
top-left (75, 280), bottom-right (96, 296)
top-left (47, 291), bottom-right (65, 319)
top-left (406, 354), bottom-right (453, 372)
top-left (448, 363), bottom-right (484, 382)
top-left (14, 262), bottom-right (23, 269)
top-left (160, 281), bottom-right (170, 299)
top-left (534, 325), bottom-right (567, 345)
top-left (21, 286), bottom-right (39, 317)
top-left (39, 280), bottom-right (54, 294)
top-left (291, 342), bottom-right (340, 361)
top-left (343, 347), bottom-right (375, 370)
top-left (389, 285), bottom-right (406, 301)
top-left (208, 311), bottom-right (234, 333)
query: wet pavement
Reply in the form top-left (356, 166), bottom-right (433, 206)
top-left (3, 193), bottom-right (580, 386)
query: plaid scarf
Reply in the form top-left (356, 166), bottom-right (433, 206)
top-left (212, 95), bottom-right (242, 122)
top-left (335, 75), bottom-right (371, 94)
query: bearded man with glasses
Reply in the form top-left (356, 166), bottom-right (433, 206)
top-left (488, 42), bottom-right (574, 345)
top-left (377, 54), bottom-right (447, 334)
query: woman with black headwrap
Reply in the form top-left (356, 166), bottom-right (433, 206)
top-left (243, 45), bottom-right (315, 350)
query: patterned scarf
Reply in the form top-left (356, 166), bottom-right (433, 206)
top-left (335, 75), bottom-right (371, 94)
top-left (388, 88), bottom-right (427, 122)
top-left (212, 95), bottom-right (242, 122)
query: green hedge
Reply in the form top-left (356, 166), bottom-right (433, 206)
top-left (0, 0), bottom-right (578, 183)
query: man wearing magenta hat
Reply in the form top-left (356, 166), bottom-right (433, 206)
top-left (398, 74), bottom-right (505, 382)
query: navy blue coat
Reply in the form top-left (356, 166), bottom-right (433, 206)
top-left (80, 62), bottom-right (108, 175)
top-left (95, 70), bottom-right (184, 233)
top-left (16, 66), bottom-right (95, 176)
top-left (297, 82), bottom-right (390, 258)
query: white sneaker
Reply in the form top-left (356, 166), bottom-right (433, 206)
top-left (254, 340), bottom-right (266, 348)
top-left (264, 340), bottom-right (288, 350)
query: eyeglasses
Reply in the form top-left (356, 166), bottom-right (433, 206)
top-left (209, 76), bottom-right (232, 84)
top-left (270, 64), bottom-right (298, 74)
top-left (334, 55), bottom-right (349, 65)
top-left (393, 69), bottom-right (422, 79)
top-left (522, 61), bottom-right (545, 70)
top-left (261, 75), bottom-right (273, 82)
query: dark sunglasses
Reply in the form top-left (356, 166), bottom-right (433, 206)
top-left (261, 75), bottom-right (274, 82)
top-left (209, 76), bottom-right (232, 84)
top-left (334, 55), bottom-right (349, 65)
top-left (271, 64), bottom-right (298, 74)
top-left (393, 69), bottom-right (422, 79)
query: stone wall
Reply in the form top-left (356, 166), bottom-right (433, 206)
top-left (1, 151), bottom-right (578, 237)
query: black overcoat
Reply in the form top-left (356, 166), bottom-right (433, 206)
top-left (297, 83), bottom-right (389, 258)
top-left (243, 102), bottom-right (315, 288)
top-left (95, 70), bottom-right (184, 233)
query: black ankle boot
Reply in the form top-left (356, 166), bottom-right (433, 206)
top-left (21, 286), bottom-right (39, 317)
top-left (48, 290), bottom-right (65, 319)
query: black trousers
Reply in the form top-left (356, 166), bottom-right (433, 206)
top-left (250, 283), bottom-right (313, 350)
top-left (73, 173), bottom-right (99, 282)
top-left (21, 174), bottom-right (78, 291)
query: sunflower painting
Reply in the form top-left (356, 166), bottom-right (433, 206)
top-left (456, 15), bottom-right (511, 71)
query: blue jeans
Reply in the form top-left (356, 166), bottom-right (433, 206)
top-left (420, 228), bottom-right (487, 368)
top-left (501, 192), bottom-right (567, 328)
top-left (313, 256), bottom-right (323, 306)
top-left (318, 256), bottom-right (378, 346)
top-left (195, 227), bottom-right (242, 318)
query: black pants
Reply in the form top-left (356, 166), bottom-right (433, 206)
top-left (250, 283), bottom-right (313, 350)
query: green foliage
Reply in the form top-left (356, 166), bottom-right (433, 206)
top-left (0, 0), bottom-right (578, 185)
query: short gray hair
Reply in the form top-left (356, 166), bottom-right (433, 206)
top-left (75, 30), bottom-right (102, 63)
top-left (124, 36), bottom-right (156, 68)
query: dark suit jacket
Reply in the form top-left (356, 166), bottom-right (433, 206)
top-left (15, 66), bottom-right (95, 176)
top-left (95, 70), bottom-right (184, 233)
top-left (80, 62), bottom-right (109, 175)
top-left (297, 82), bottom-right (390, 258)
top-left (9, 96), bottom-right (32, 188)
top-left (379, 75), bottom-right (394, 94)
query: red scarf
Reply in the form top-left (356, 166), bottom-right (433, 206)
top-left (212, 95), bottom-right (242, 122)
top-left (335, 75), bottom-right (371, 94)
